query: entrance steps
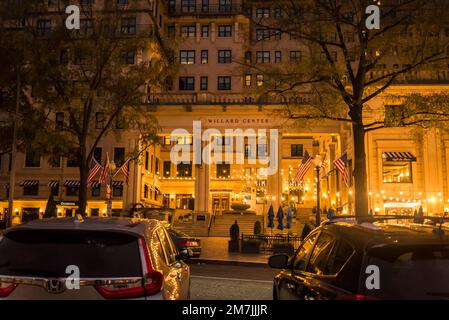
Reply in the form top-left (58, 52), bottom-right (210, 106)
top-left (172, 221), bottom-right (209, 237)
top-left (208, 214), bottom-right (263, 237)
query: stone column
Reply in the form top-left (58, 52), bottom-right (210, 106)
top-left (267, 131), bottom-right (282, 212)
top-left (194, 162), bottom-right (210, 213)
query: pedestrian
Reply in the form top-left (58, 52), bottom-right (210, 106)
top-left (301, 216), bottom-right (316, 240)
top-left (327, 207), bottom-right (336, 220)
top-left (414, 206), bottom-right (424, 224)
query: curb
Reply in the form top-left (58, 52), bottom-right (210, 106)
top-left (188, 258), bottom-right (268, 267)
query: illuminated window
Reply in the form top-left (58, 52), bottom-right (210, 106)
top-left (180, 50), bottom-right (195, 64)
top-left (382, 152), bottom-right (414, 183)
top-left (177, 163), bottom-right (192, 177)
top-left (256, 74), bottom-right (264, 86)
top-left (217, 163), bottom-right (230, 178)
top-left (245, 74), bottom-right (252, 86)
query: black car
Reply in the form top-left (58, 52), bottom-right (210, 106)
top-left (167, 228), bottom-right (201, 258)
top-left (269, 216), bottom-right (449, 300)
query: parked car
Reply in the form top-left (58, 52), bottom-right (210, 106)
top-left (269, 216), bottom-right (449, 300)
top-left (0, 216), bottom-right (191, 300)
top-left (168, 228), bottom-right (201, 258)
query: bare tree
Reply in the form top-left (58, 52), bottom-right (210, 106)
top-left (1, 0), bottom-right (174, 216)
top-left (244, 0), bottom-right (449, 217)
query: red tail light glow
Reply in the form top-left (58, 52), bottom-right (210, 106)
top-left (0, 283), bottom-right (17, 298)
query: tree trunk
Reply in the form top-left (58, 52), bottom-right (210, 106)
top-left (352, 121), bottom-right (369, 219)
top-left (79, 152), bottom-right (88, 217)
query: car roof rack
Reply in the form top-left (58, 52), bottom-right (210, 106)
top-left (324, 215), bottom-right (449, 226)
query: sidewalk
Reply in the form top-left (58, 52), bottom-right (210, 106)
top-left (196, 237), bottom-right (271, 266)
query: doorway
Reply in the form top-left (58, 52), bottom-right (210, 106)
top-left (212, 193), bottom-right (230, 214)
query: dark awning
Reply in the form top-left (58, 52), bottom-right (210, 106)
top-left (112, 181), bottom-right (123, 187)
top-left (48, 181), bottom-right (59, 188)
top-left (91, 182), bottom-right (100, 188)
top-left (383, 152), bottom-right (416, 162)
top-left (19, 180), bottom-right (39, 187)
top-left (63, 180), bottom-right (80, 187)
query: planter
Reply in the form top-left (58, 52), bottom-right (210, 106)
top-left (228, 240), bottom-right (239, 252)
top-left (273, 242), bottom-right (294, 255)
top-left (241, 240), bottom-right (261, 254)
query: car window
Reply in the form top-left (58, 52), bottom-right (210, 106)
top-left (0, 230), bottom-right (142, 278)
top-left (157, 228), bottom-right (177, 265)
top-left (162, 227), bottom-right (179, 254)
top-left (364, 245), bottom-right (449, 299)
top-left (306, 232), bottom-right (336, 275)
top-left (326, 239), bottom-right (354, 275)
top-left (292, 231), bottom-right (319, 271)
top-left (151, 232), bottom-right (167, 265)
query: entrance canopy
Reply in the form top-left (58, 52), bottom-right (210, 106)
top-left (383, 152), bottom-right (416, 162)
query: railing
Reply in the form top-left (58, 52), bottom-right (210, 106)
top-left (167, 3), bottom-right (244, 16)
top-left (207, 208), bottom-right (217, 236)
top-left (146, 93), bottom-right (315, 106)
top-left (241, 234), bottom-right (302, 253)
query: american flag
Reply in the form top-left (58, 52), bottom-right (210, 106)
top-left (320, 154), bottom-right (329, 179)
top-left (99, 153), bottom-right (110, 184)
top-left (119, 159), bottom-right (130, 185)
top-left (334, 153), bottom-right (349, 187)
top-left (294, 151), bottom-right (313, 183)
top-left (87, 158), bottom-right (103, 183)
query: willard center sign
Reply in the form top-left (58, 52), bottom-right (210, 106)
top-left (205, 117), bottom-right (271, 127)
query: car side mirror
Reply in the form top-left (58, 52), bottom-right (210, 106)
top-left (268, 254), bottom-right (289, 269)
top-left (179, 248), bottom-right (193, 261)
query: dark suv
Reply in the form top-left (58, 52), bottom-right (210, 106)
top-left (269, 217), bottom-right (449, 300)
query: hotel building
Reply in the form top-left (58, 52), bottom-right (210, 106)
top-left (1, 0), bottom-right (449, 233)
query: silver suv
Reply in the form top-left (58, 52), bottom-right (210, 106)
top-left (0, 217), bottom-right (191, 300)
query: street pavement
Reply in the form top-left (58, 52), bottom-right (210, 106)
top-left (189, 262), bottom-right (278, 300)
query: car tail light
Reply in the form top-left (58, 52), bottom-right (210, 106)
top-left (186, 241), bottom-right (198, 247)
top-left (0, 283), bottom-right (17, 298)
top-left (177, 240), bottom-right (187, 247)
top-left (95, 238), bottom-right (163, 299)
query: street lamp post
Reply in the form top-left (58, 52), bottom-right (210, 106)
top-left (106, 162), bottom-right (116, 217)
top-left (313, 155), bottom-right (322, 226)
top-left (7, 69), bottom-right (21, 228)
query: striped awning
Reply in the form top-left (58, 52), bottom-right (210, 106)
top-left (91, 182), bottom-right (100, 188)
top-left (112, 181), bottom-right (123, 187)
top-left (20, 180), bottom-right (39, 187)
top-left (48, 180), bottom-right (59, 188)
top-left (63, 180), bottom-right (80, 187)
top-left (383, 152), bottom-right (417, 162)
